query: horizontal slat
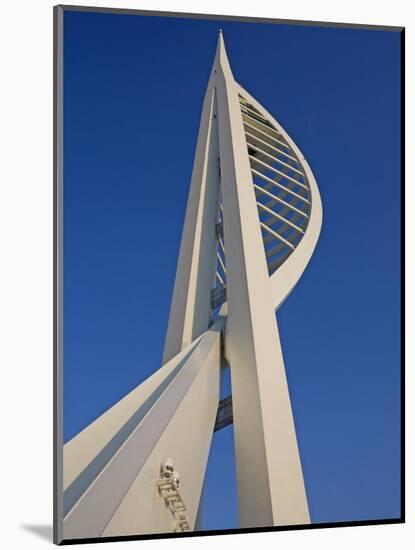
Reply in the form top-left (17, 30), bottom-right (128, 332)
top-left (240, 104), bottom-right (269, 123)
top-left (264, 211), bottom-right (305, 247)
top-left (218, 236), bottom-right (226, 255)
top-left (251, 168), bottom-right (310, 204)
top-left (256, 201), bottom-right (304, 233)
top-left (244, 129), bottom-right (298, 163)
top-left (260, 222), bottom-right (295, 250)
top-left (243, 121), bottom-right (291, 153)
top-left (242, 112), bottom-right (288, 144)
top-left (254, 184), bottom-right (308, 218)
top-left (248, 143), bottom-right (304, 177)
top-left (217, 250), bottom-right (226, 274)
top-left (250, 156), bottom-right (308, 190)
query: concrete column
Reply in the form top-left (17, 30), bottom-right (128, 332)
top-left (214, 32), bottom-right (310, 527)
top-left (162, 83), bottom-right (221, 363)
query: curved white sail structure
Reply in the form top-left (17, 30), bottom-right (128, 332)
top-left (237, 84), bottom-right (323, 310)
top-left (61, 31), bottom-right (322, 541)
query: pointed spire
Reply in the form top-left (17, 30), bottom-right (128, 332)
top-left (213, 29), bottom-right (234, 79)
top-left (215, 28), bottom-right (226, 58)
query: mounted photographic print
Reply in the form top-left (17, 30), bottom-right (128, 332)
top-left (53, 5), bottom-right (404, 545)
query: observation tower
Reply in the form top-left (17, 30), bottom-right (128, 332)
top-left (61, 31), bottom-right (323, 540)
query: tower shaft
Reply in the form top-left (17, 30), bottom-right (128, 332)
top-left (163, 33), bottom-right (311, 526)
top-left (214, 33), bottom-right (310, 527)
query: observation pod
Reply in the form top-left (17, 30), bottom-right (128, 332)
top-left (60, 31), bottom-right (322, 541)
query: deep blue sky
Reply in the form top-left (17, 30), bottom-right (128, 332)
top-left (63, 11), bottom-right (401, 529)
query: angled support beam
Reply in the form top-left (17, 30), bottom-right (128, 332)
top-left (63, 320), bottom-right (223, 538)
top-left (162, 85), bottom-right (221, 363)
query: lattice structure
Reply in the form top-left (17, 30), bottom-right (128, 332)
top-left (211, 198), bottom-right (227, 312)
top-left (211, 92), bottom-right (313, 314)
top-left (239, 94), bottom-right (311, 276)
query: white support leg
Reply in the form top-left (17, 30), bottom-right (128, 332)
top-left (162, 86), bottom-right (221, 364)
top-left (63, 321), bottom-right (222, 539)
top-left (214, 32), bottom-right (310, 527)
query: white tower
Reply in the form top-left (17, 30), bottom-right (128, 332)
top-left (60, 32), bottom-right (322, 541)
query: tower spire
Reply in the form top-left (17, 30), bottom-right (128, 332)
top-left (213, 28), bottom-right (233, 77)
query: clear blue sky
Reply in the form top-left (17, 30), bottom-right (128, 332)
top-left (63, 10), bottom-right (401, 530)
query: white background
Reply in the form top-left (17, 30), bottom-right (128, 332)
top-left (0, 1), bottom-right (411, 548)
